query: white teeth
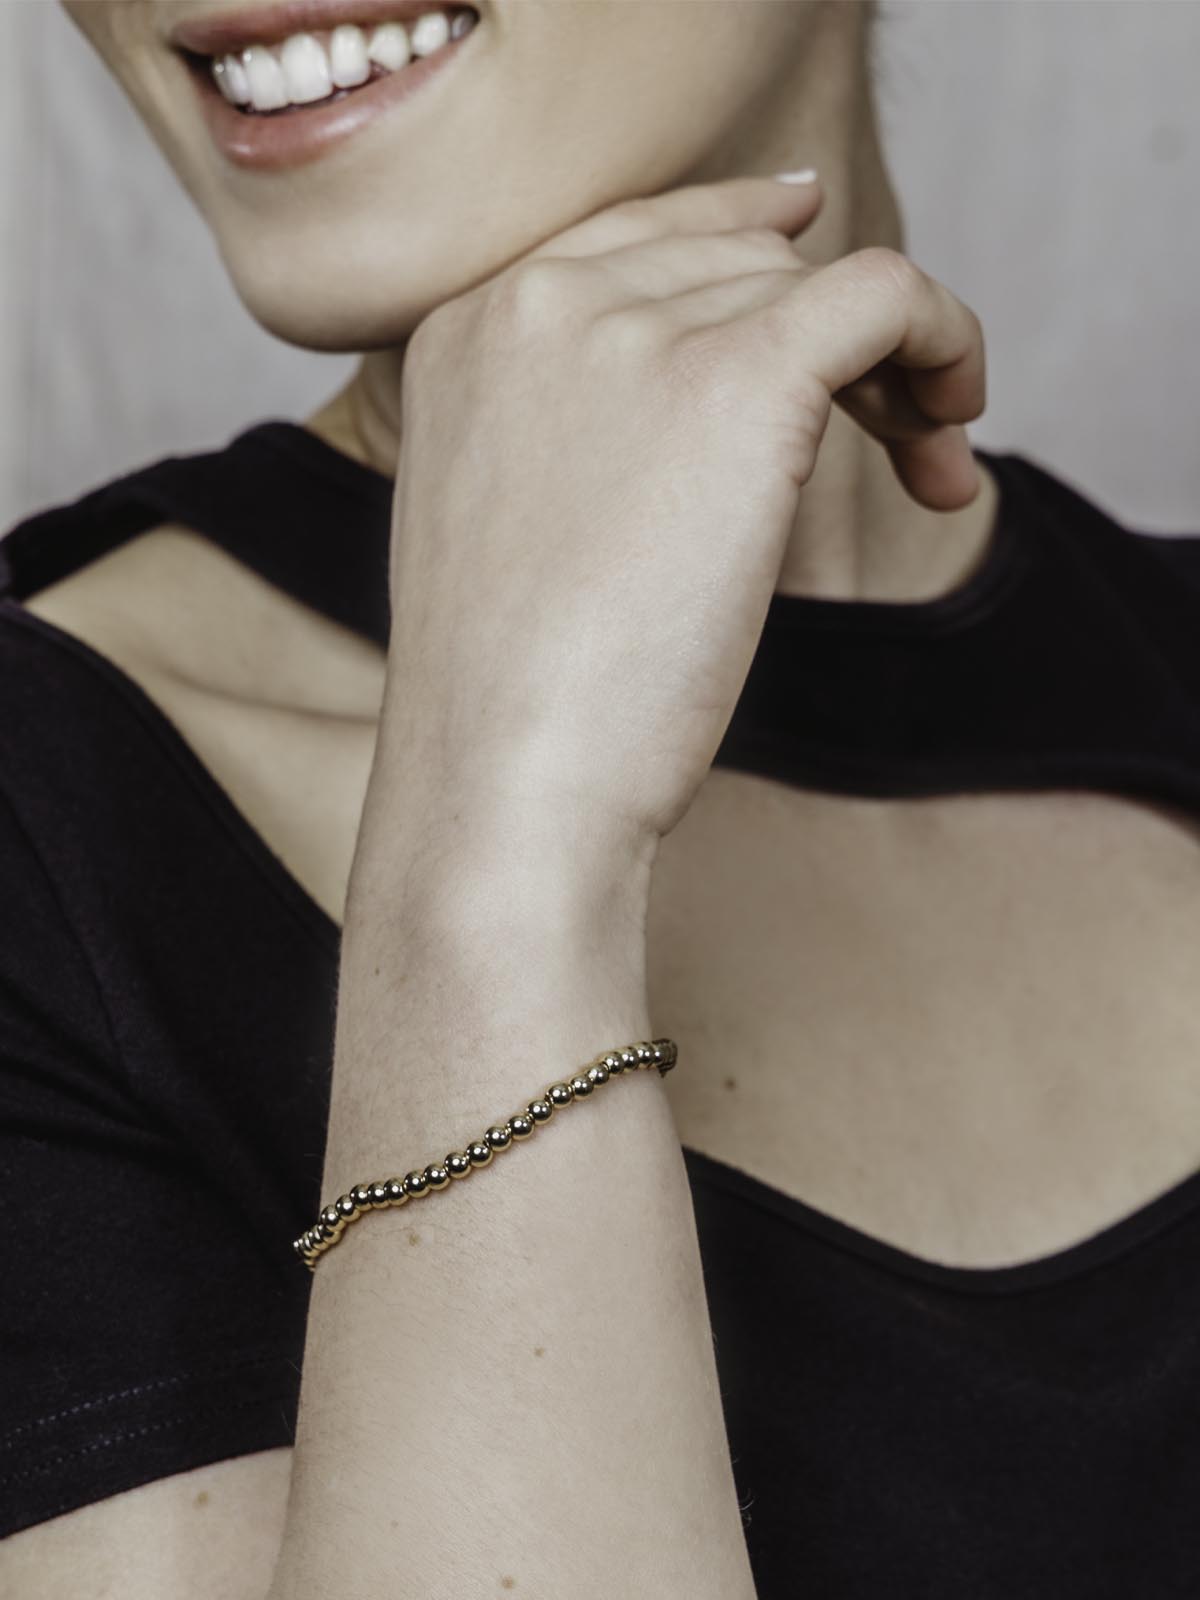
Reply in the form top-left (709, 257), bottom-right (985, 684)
top-left (410, 10), bottom-right (450, 55)
top-left (279, 33), bottom-right (333, 103)
top-left (212, 53), bottom-right (251, 103)
top-left (240, 43), bottom-right (289, 111)
top-left (328, 24), bottom-right (370, 88)
top-left (366, 21), bottom-right (411, 72)
top-left (210, 11), bottom-right (471, 113)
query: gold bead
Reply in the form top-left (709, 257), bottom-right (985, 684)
top-left (293, 1038), bottom-right (680, 1268)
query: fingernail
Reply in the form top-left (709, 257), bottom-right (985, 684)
top-left (771, 168), bottom-right (818, 184)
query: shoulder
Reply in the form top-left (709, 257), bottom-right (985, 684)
top-left (999, 449), bottom-right (1200, 563)
top-left (993, 449), bottom-right (1200, 633)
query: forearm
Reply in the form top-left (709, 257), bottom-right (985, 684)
top-left (265, 738), bottom-right (757, 1599)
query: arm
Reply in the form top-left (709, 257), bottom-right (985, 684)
top-left (265, 169), bottom-right (985, 1600)
top-left (264, 736), bottom-right (757, 1599)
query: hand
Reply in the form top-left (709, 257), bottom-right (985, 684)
top-left (380, 174), bottom-right (986, 848)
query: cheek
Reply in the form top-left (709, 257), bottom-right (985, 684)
top-left (63, 3), bottom-right (214, 210)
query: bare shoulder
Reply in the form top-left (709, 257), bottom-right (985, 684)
top-left (0, 1446), bottom-right (292, 1600)
top-left (19, 518), bottom-right (385, 712)
top-left (19, 521), bottom-right (241, 693)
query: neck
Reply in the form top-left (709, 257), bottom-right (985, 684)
top-left (304, 1), bottom-right (998, 608)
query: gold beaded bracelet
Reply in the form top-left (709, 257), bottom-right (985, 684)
top-left (293, 1036), bottom-right (678, 1271)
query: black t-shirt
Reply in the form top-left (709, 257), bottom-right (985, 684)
top-left (3, 421), bottom-right (1200, 1594)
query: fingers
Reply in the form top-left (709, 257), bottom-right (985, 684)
top-left (663, 245), bottom-right (986, 510)
top-left (750, 246), bottom-right (987, 425)
top-left (521, 173), bottom-right (825, 263)
top-left (573, 228), bottom-right (813, 308)
top-left (887, 424), bottom-right (983, 511)
top-left (827, 360), bottom-right (979, 507)
top-left (512, 176), bottom-right (986, 514)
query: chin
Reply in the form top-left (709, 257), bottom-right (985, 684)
top-left (229, 266), bottom-right (435, 353)
top-left (214, 222), bottom-right (511, 353)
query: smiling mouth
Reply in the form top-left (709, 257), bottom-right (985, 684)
top-left (180, 7), bottom-right (479, 116)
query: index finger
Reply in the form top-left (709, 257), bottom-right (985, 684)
top-left (752, 245), bottom-right (986, 506)
top-left (754, 245), bottom-right (986, 423)
top-left (519, 172), bottom-right (825, 262)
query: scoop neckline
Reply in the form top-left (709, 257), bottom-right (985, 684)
top-left (0, 418), bottom-right (1028, 969)
top-left (254, 417), bottom-right (1028, 635)
top-left (682, 1143), bottom-right (1200, 1295)
top-left (5, 419), bottom-right (1199, 1297)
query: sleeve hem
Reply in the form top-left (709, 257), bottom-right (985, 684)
top-left (0, 1345), bottom-right (302, 1541)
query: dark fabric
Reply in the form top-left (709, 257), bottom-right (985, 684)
top-left (2, 421), bottom-right (1199, 1594)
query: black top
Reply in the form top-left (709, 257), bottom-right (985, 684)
top-left (2, 421), bottom-right (1200, 1594)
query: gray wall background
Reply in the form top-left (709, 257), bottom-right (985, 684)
top-left (3, 0), bottom-right (1197, 533)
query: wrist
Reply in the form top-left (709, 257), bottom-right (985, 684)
top-left (357, 724), bottom-right (657, 904)
top-left (339, 799), bottom-right (655, 1132)
top-left (368, 678), bottom-right (661, 884)
top-left (347, 782), bottom-right (656, 967)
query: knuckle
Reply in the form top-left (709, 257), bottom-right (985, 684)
top-left (496, 257), bottom-right (581, 325)
top-left (406, 298), bottom-right (459, 367)
top-left (852, 244), bottom-right (923, 299)
top-left (601, 195), bottom-right (655, 238)
top-left (591, 302), bottom-right (662, 358)
top-left (669, 326), bottom-right (748, 415)
top-left (743, 228), bottom-right (805, 269)
top-left (609, 194), bottom-right (654, 223)
top-left (737, 225), bottom-right (795, 257)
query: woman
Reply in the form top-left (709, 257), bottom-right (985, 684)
top-left (2, 0), bottom-right (1199, 1594)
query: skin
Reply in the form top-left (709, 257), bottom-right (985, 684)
top-left (9, 2), bottom-right (1200, 1594)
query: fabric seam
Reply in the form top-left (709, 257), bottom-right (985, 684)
top-left (0, 775), bottom-right (130, 1100)
top-left (0, 1370), bottom-right (300, 1493)
top-left (0, 1347), bottom-right (298, 1453)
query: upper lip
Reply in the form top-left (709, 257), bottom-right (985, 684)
top-left (167, 0), bottom-right (473, 56)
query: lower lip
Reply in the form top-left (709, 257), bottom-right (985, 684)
top-left (186, 22), bottom-right (479, 171)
